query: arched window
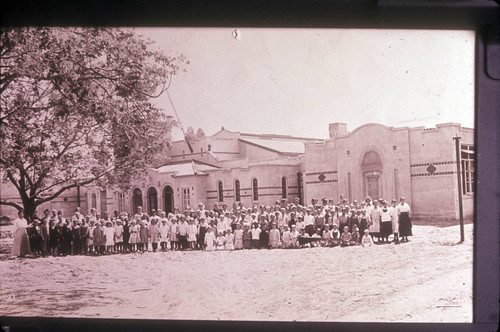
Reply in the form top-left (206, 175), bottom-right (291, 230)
top-left (252, 178), bottom-right (258, 201)
top-left (132, 188), bottom-right (143, 214)
top-left (163, 186), bottom-right (174, 214)
top-left (147, 187), bottom-right (158, 215)
top-left (281, 177), bottom-right (287, 198)
top-left (235, 180), bottom-right (241, 202)
top-left (218, 181), bottom-right (224, 202)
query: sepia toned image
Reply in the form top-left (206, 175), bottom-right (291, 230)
top-left (0, 27), bottom-right (474, 322)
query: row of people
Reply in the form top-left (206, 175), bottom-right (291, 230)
top-left (11, 195), bottom-right (411, 256)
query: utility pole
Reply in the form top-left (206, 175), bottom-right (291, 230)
top-left (453, 136), bottom-right (465, 243)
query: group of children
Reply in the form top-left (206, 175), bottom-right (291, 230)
top-left (19, 195), bottom-right (412, 257)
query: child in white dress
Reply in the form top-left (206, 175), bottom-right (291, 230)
top-left (104, 222), bottom-right (115, 254)
top-left (281, 225), bottom-right (292, 248)
top-left (216, 231), bottom-right (226, 250)
top-left (233, 223), bottom-right (243, 250)
top-left (225, 228), bottom-right (234, 250)
top-left (187, 219), bottom-right (197, 250)
top-left (361, 229), bottom-right (374, 247)
top-left (204, 226), bottom-right (216, 251)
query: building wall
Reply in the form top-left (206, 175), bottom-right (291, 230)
top-left (408, 124), bottom-right (474, 219)
top-left (304, 123), bottom-right (474, 220)
top-left (204, 161), bottom-right (302, 208)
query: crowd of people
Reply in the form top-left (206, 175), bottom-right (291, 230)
top-left (9, 195), bottom-right (413, 257)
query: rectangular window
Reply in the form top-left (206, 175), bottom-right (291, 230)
top-left (118, 193), bottom-right (126, 213)
top-left (460, 144), bottom-right (474, 195)
top-left (183, 188), bottom-right (191, 210)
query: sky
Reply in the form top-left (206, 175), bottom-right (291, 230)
top-left (134, 28), bottom-right (475, 140)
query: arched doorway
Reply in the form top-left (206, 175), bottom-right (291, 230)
top-left (163, 186), bottom-right (174, 215)
top-left (361, 151), bottom-right (382, 200)
top-left (147, 187), bottom-right (158, 215)
top-left (132, 188), bottom-right (143, 214)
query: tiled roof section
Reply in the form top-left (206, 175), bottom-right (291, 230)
top-left (239, 137), bottom-right (309, 154)
top-left (155, 160), bottom-right (218, 177)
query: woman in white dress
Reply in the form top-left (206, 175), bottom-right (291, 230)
top-left (11, 210), bottom-right (31, 257)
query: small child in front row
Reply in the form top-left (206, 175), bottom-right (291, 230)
top-left (281, 225), bottom-right (291, 248)
top-left (290, 225), bottom-right (300, 248)
top-left (243, 224), bottom-right (252, 249)
top-left (330, 224), bottom-right (340, 247)
top-left (225, 228), bottom-right (234, 250)
top-left (205, 226), bottom-right (215, 251)
top-left (234, 224), bottom-right (243, 250)
top-left (350, 226), bottom-right (360, 246)
top-left (269, 223), bottom-right (280, 248)
top-left (340, 226), bottom-right (351, 247)
top-left (187, 219), bottom-right (197, 250)
top-left (361, 229), bottom-right (374, 247)
top-left (216, 231), bottom-right (226, 250)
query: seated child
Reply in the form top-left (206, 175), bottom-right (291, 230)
top-left (330, 224), bottom-right (340, 247)
top-left (290, 225), bottom-right (300, 248)
top-left (361, 229), bottom-right (374, 247)
top-left (311, 228), bottom-right (322, 247)
top-left (350, 226), bottom-right (360, 245)
top-left (321, 225), bottom-right (331, 247)
top-left (216, 230), bottom-right (226, 250)
top-left (340, 226), bottom-right (351, 247)
top-left (299, 228), bottom-right (310, 248)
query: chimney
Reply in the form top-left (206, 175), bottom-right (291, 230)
top-left (329, 123), bottom-right (347, 139)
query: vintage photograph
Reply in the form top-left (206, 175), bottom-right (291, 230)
top-left (0, 27), bottom-right (474, 322)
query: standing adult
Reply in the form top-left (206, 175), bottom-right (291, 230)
top-left (11, 209), bottom-right (31, 257)
top-left (379, 201), bottom-right (392, 243)
top-left (397, 197), bottom-right (412, 242)
top-left (368, 200), bottom-right (381, 242)
top-left (389, 199), bottom-right (400, 244)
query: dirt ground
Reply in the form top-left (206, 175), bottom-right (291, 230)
top-left (0, 223), bottom-right (472, 322)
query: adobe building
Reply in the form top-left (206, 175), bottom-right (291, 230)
top-left (0, 123), bottom-right (474, 220)
top-left (304, 123), bottom-right (474, 220)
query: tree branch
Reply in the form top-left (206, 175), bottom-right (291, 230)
top-left (0, 200), bottom-right (23, 211)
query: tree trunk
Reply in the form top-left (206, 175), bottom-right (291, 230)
top-left (23, 198), bottom-right (38, 223)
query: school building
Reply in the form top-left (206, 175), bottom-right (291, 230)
top-left (0, 122), bottom-right (474, 220)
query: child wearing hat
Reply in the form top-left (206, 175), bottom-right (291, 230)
top-left (361, 229), bottom-right (374, 247)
